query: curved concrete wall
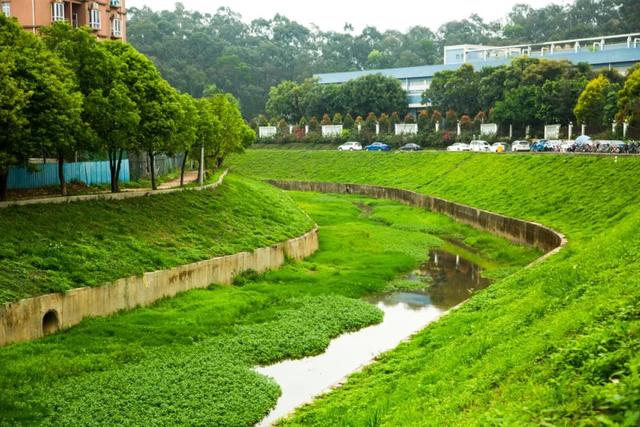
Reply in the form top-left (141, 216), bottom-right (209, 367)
top-left (267, 180), bottom-right (566, 257)
top-left (0, 227), bottom-right (319, 347)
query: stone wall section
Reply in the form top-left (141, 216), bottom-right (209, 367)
top-left (267, 180), bottom-right (566, 257)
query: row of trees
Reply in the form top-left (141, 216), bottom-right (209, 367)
top-left (0, 17), bottom-right (253, 201)
top-left (423, 59), bottom-right (640, 136)
top-left (265, 75), bottom-right (407, 122)
top-left (126, 1), bottom-right (640, 118)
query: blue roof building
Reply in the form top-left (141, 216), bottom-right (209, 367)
top-left (315, 33), bottom-right (640, 112)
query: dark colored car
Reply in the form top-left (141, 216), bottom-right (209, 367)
top-left (365, 142), bottom-right (391, 152)
top-left (399, 143), bottom-right (422, 152)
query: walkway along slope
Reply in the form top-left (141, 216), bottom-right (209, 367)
top-left (0, 170), bottom-right (229, 209)
top-left (267, 180), bottom-right (566, 261)
top-left (0, 171), bottom-right (318, 346)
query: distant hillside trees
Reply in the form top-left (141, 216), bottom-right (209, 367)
top-left (266, 74), bottom-right (407, 122)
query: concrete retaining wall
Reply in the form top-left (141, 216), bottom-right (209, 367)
top-left (0, 226), bottom-right (319, 346)
top-left (0, 170), bottom-right (229, 209)
top-left (267, 180), bottom-right (566, 256)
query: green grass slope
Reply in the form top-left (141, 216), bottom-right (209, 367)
top-left (0, 192), bottom-right (533, 425)
top-left (229, 151), bottom-right (640, 426)
top-left (0, 175), bottom-right (314, 304)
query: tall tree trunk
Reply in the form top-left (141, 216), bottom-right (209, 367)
top-left (0, 170), bottom-right (8, 202)
top-left (58, 151), bottom-right (67, 197)
top-left (180, 151), bottom-right (188, 187)
top-left (108, 150), bottom-right (117, 193)
top-left (114, 150), bottom-right (123, 193)
top-left (149, 151), bottom-right (157, 190)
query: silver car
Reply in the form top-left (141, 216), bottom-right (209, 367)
top-left (512, 140), bottom-right (531, 152)
top-left (446, 143), bottom-right (471, 152)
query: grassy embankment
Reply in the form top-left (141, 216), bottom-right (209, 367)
top-left (0, 174), bottom-right (313, 304)
top-left (229, 150), bottom-right (640, 426)
top-left (0, 180), bottom-right (534, 425)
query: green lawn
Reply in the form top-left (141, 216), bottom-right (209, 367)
top-left (0, 189), bottom-right (533, 426)
top-left (0, 174), bottom-right (314, 304)
top-left (228, 150), bottom-right (640, 426)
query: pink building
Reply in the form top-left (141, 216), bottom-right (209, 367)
top-left (2, 0), bottom-right (126, 41)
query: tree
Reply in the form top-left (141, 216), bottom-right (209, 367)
top-left (321, 113), bottom-right (331, 126)
top-left (445, 108), bottom-right (458, 130)
top-left (174, 93), bottom-right (197, 186)
top-left (309, 116), bottom-right (319, 132)
top-left (574, 75), bottom-right (614, 132)
top-left (343, 113), bottom-right (354, 129)
top-left (492, 86), bottom-right (541, 127)
top-left (404, 113), bottom-right (416, 124)
top-left (332, 112), bottom-right (343, 125)
top-left (417, 110), bottom-right (429, 131)
top-left (341, 74), bottom-right (407, 118)
top-left (535, 76), bottom-right (588, 125)
top-left (617, 67), bottom-right (640, 137)
top-left (0, 16), bottom-right (83, 200)
top-left (106, 42), bottom-right (182, 191)
top-left (378, 113), bottom-right (390, 133)
top-left (365, 112), bottom-right (378, 133)
top-left (423, 64), bottom-right (480, 116)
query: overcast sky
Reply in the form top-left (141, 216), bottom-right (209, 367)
top-left (126, 0), bottom-right (565, 33)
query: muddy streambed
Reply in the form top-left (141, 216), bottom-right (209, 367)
top-left (255, 249), bottom-right (491, 426)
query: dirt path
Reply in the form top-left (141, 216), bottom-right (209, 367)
top-left (158, 170), bottom-right (199, 189)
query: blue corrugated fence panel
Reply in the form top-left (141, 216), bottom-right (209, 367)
top-left (8, 161), bottom-right (130, 190)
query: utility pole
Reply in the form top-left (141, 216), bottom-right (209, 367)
top-left (199, 143), bottom-right (204, 186)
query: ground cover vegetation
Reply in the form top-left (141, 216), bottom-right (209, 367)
top-left (0, 16), bottom-right (253, 200)
top-left (126, 0), bottom-right (640, 118)
top-left (256, 60), bottom-right (640, 147)
top-left (0, 186), bottom-right (536, 426)
top-left (228, 150), bottom-right (640, 425)
top-left (0, 175), bottom-right (313, 304)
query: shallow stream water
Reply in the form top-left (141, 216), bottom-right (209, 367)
top-left (255, 249), bottom-right (491, 426)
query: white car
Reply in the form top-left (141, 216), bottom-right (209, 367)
top-left (446, 143), bottom-right (470, 152)
top-left (469, 140), bottom-right (491, 152)
top-left (512, 140), bottom-right (531, 152)
top-left (338, 141), bottom-right (362, 151)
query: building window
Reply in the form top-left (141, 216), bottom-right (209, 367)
top-left (110, 0), bottom-right (121, 7)
top-left (52, 2), bottom-right (65, 21)
top-left (89, 8), bottom-right (101, 30)
top-left (1, 2), bottom-right (10, 17)
top-left (112, 17), bottom-right (121, 37)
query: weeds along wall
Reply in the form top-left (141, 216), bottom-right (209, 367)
top-left (267, 180), bottom-right (565, 257)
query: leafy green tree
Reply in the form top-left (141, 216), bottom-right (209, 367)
top-left (332, 112), bottom-right (343, 125)
top-left (617, 67), bottom-right (640, 137)
top-left (105, 42), bottom-right (182, 191)
top-left (378, 113), bottom-right (390, 133)
top-left (390, 112), bottom-right (401, 127)
top-left (174, 93), bottom-right (198, 186)
top-left (341, 74), bottom-right (407, 118)
top-left (266, 80), bottom-right (304, 122)
top-left (417, 110), bottom-right (429, 131)
top-left (365, 112), bottom-right (378, 133)
top-left (445, 108), bottom-right (458, 130)
top-left (343, 113), bottom-right (354, 129)
top-left (492, 86), bottom-right (541, 127)
top-left (423, 64), bottom-right (480, 116)
top-left (574, 75), bottom-right (614, 131)
top-left (0, 16), bottom-right (83, 199)
top-left (536, 77), bottom-right (587, 124)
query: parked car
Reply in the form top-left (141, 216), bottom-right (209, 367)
top-left (365, 142), bottom-right (391, 152)
top-left (338, 141), bottom-right (362, 151)
top-left (490, 142), bottom-right (509, 153)
top-left (512, 140), bottom-right (531, 152)
top-left (399, 143), bottom-right (422, 152)
top-left (446, 143), bottom-right (470, 152)
top-left (531, 139), bottom-right (549, 152)
top-left (469, 140), bottom-right (491, 152)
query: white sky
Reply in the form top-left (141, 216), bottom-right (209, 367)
top-left (125, 0), bottom-right (566, 33)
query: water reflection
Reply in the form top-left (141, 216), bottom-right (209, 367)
top-left (255, 249), bottom-right (490, 426)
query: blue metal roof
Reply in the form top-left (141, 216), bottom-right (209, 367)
top-left (315, 46), bottom-right (640, 84)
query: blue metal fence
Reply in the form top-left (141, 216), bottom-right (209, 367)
top-left (8, 161), bottom-right (130, 190)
